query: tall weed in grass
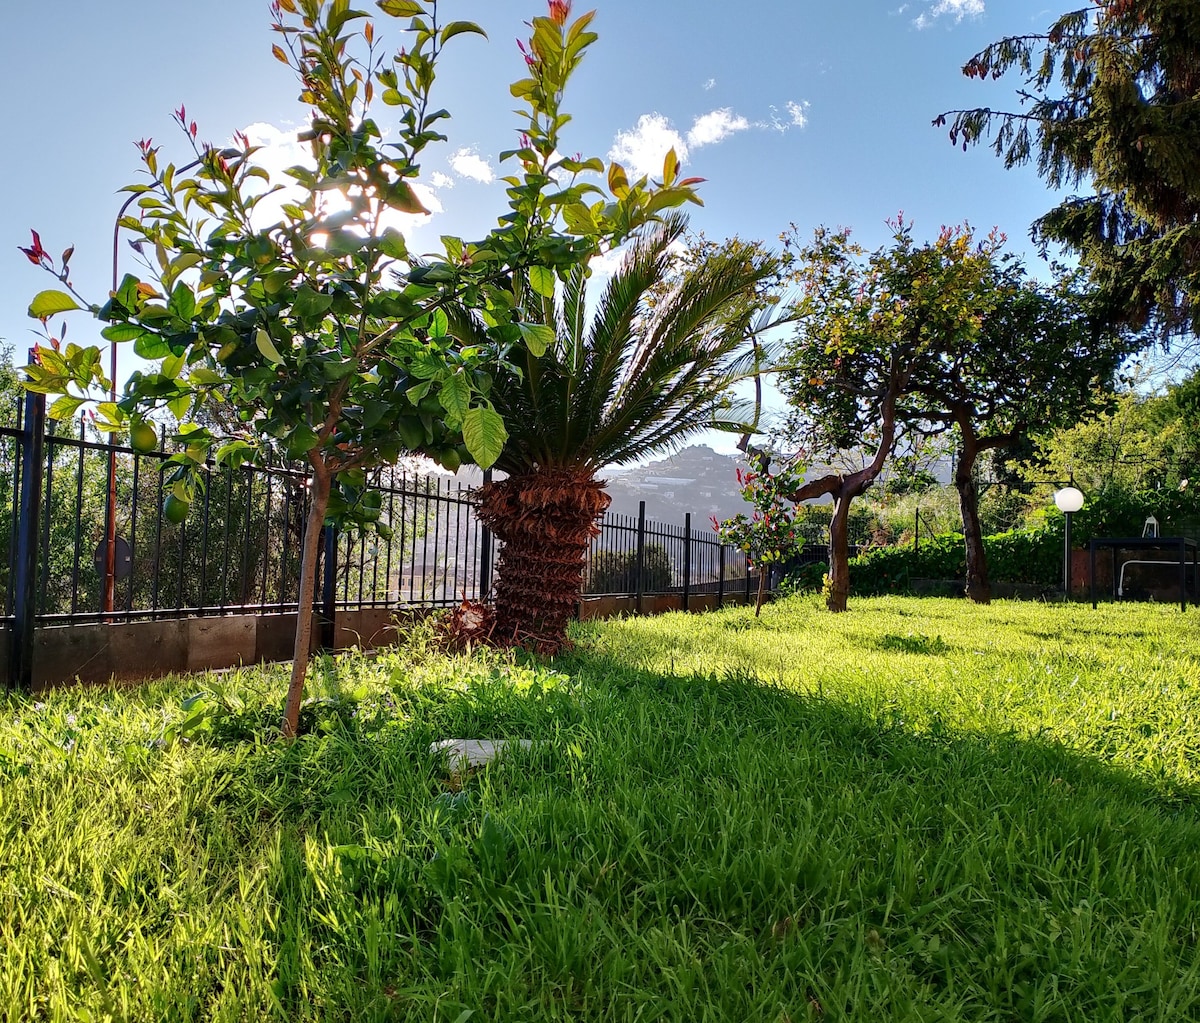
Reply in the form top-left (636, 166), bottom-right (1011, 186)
top-left (1, 598), bottom-right (1199, 1020)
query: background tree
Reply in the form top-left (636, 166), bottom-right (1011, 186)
top-left (459, 215), bottom-right (776, 652)
top-left (21, 0), bottom-right (699, 734)
top-left (1022, 380), bottom-right (1200, 538)
top-left (778, 220), bottom-right (996, 612)
top-left (906, 246), bottom-right (1131, 603)
top-left (936, 1), bottom-right (1200, 342)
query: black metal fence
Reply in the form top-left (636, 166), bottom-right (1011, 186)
top-left (1, 390), bottom-right (757, 654)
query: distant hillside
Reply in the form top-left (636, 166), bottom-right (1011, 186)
top-left (438, 443), bottom-right (889, 533)
top-left (601, 446), bottom-right (753, 528)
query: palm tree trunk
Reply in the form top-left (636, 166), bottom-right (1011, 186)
top-left (475, 467), bottom-right (610, 654)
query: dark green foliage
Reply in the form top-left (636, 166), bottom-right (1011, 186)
top-left (849, 528), bottom-right (1063, 594)
top-left (586, 542), bottom-right (672, 594)
top-left (781, 559), bottom-right (828, 593)
top-left (939, 1), bottom-right (1200, 339)
top-left (1057, 484), bottom-right (1200, 541)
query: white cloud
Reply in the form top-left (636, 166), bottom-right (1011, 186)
top-left (686, 108), bottom-right (750, 148)
top-left (589, 245), bottom-right (629, 282)
top-left (430, 171), bottom-right (455, 190)
top-left (785, 100), bottom-right (810, 129)
top-left (448, 147), bottom-right (495, 183)
top-left (611, 103), bottom-right (807, 179)
top-left (609, 113), bottom-right (689, 179)
top-left (914, 0), bottom-right (984, 28)
top-left (757, 101), bottom-right (811, 134)
top-left (702, 77), bottom-right (716, 91)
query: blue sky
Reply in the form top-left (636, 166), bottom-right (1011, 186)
top-left (2, 0), bottom-right (1066, 447)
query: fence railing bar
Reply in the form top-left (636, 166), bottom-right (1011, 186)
top-left (69, 418), bottom-right (86, 616)
top-left (37, 421), bottom-right (55, 614)
top-left (2, 391), bottom-right (758, 636)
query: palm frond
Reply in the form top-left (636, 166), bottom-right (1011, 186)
top-left (483, 215), bottom-right (778, 474)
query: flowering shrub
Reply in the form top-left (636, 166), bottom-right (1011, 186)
top-left (715, 457), bottom-right (807, 612)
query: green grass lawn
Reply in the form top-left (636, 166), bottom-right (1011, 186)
top-left (2, 596), bottom-right (1199, 1021)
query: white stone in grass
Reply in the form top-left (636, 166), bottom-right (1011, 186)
top-left (429, 738), bottom-right (532, 776)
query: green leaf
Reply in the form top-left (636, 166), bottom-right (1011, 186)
top-left (662, 147), bottom-right (679, 186)
top-left (518, 323), bottom-right (555, 357)
top-left (168, 394), bottom-right (192, 421)
top-left (387, 180), bottom-right (430, 215)
top-left (429, 308), bottom-right (449, 338)
top-left (528, 266), bottom-right (556, 298)
top-left (439, 373), bottom-right (470, 425)
top-left (440, 20), bottom-right (487, 43)
top-left (189, 366), bottom-right (224, 386)
top-left (101, 323), bottom-right (146, 342)
top-left (134, 334), bottom-right (172, 360)
top-left (377, 0), bottom-right (423, 15)
top-left (379, 229), bottom-right (408, 259)
top-left (462, 405), bottom-right (507, 469)
top-left (161, 352), bottom-right (186, 379)
top-left (322, 360), bottom-right (356, 381)
top-left (607, 162), bottom-right (630, 197)
top-left (28, 290), bottom-right (81, 319)
top-left (563, 203), bottom-right (598, 235)
top-left (169, 283), bottom-right (196, 321)
top-left (293, 286), bottom-right (334, 321)
top-left (285, 423), bottom-right (319, 459)
top-left (168, 252), bottom-right (204, 278)
top-left (48, 395), bottom-right (86, 421)
top-left (255, 329), bottom-right (284, 366)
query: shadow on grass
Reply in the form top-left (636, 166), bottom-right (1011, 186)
top-left (8, 650), bottom-right (1200, 1021)
top-left (867, 632), bottom-right (956, 655)
top-left (234, 650), bottom-right (1200, 1019)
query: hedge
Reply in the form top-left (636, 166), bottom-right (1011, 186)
top-left (845, 527), bottom-right (1062, 595)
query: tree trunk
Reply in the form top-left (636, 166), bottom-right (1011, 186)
top-left (280, 463), bottom-right (332, 738)
top-left (475, 466), bottom-right (610, 654)
top-left (955, 436), bottom-right (991, 605)
top-left (754, 565), bottom-right (767, 616)
top-left (785, 381), bottom-right (902, 615)
top-left (827, 492), bottom-right (852, 613)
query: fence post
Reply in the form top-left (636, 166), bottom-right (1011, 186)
top-left (635, 500), bottom-right (646, 615)
top-left (9, 369), bottom-right (46, 693)
top-left (682, 513), bottom-right (691, 612)
top-left (718, 544), bottom-right (726, 609)
top-left (745, 554), bottom-right (752, 604)
top-left (478, 468), bottom-right (493, 601)
top-left (320, 524), bottom-right (337, 651)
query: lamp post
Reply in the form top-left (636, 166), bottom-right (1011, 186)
top-left (1054, 483), bottom-right (1085, 598)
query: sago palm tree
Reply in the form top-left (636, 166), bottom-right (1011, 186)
top-left (457, 214), bottom-right (777, 652)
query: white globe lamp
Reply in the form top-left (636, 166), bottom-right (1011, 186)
top-left (1054, 486), bottom-right (1084, 514)
top-left (1054, 485), bottom-right (1084, 596)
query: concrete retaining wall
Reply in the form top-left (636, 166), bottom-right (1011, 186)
top-left (3, 595), bottom-right (754, 692)
top-left (2, 609), bottom-right (409, 692)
